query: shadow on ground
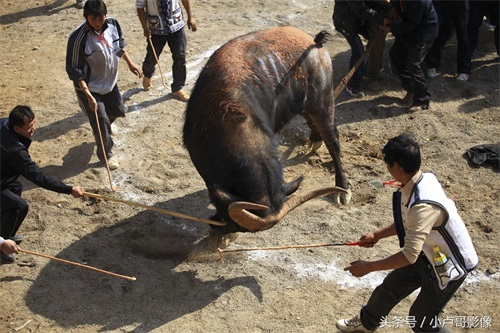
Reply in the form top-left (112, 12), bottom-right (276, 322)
top-left (24, 191), bottom-right (263, 332)
top-left (0, 0), bottom-right (76, 25)
top-left (21, 142), bottom-right (95, 192)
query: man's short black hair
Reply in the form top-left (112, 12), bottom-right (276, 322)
top-left (9, 105), bottom-right (35, 128)
top-left (382, 134), bottom-right (421, 174)
top-left (84, 0), bottom-right (107, 18)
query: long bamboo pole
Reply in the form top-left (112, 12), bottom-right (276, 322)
top-left (218, 241), bottom-right (358, 253)
top-left (19, 249), bottom-right (136, 281)
top-left (92, 109), bottom-right (116, 191)
top-left (148, 37), bottom-right (169, 89)
top-left (334, 42), bottom-right (375, 99)
top-left (217, 241), bottom-right (359, 262)
top-left (83, 191), bottom-right (226, 227)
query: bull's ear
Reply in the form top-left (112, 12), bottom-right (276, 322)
top-left (223, 103), bottom-right (247, 122)
top-left (284, 176), bottom-right (303, 196)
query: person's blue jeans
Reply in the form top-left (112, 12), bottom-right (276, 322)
top-left (339, 30), bottom-right (365, 89)
top-left (142, 28), bottom-right (187, 92)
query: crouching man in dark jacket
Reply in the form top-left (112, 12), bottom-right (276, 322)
top-left (0, 105), bottom-right (84, 264)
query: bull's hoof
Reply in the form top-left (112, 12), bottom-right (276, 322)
top-left (218, 232), bottom-right (240, 249)
top-left (308, 141), bottom-right (323, 153)
top-left (330, 188), bottom-right (352, 205)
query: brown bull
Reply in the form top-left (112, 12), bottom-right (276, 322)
top-left (183, 26), bottom-right (350, 233)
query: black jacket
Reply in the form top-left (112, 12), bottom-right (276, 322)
top-left (333, 0), bottom-right (388, 37)
top-left (0, 118), bottom-right (72, 194)
top-left (390, 0), bottom-right (438, 45)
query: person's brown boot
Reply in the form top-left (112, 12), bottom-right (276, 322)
top-left (142, 76), bottom-right (152, 91)
top-left (172, 90), bottom-right (190, 102)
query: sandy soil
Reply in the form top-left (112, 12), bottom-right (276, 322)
top-left (0, 1), bottom-right (499, 332)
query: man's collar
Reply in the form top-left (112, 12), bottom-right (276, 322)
top-left (85, 19), bottom-right (109, 34)
top-left (401, 170), bottom-right (422, 199)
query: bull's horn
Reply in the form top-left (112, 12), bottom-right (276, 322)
top-left (228, 186), bottom-right (348, 232)
top-left (228, 202), bottom-right (270, 232)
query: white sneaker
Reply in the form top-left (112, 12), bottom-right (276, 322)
top-left (336, 314), bottom-right (373, 333)
top-left (108, 158), bottom-right (119, 171)
top-left (426, 68), bottom-right (437, 79)
top-left (76, 0), bottom-right (85, 8)
top-left (456, 73), bottom-right (469, 82)
top-left (345, 85), bottom-right (365, 98)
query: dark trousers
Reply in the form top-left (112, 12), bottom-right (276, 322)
top-left (426, 3), bottom-right (471, 74)
top-left (468, 0), bottom-right (500, 57)
top-left (339, 31), bottom-right (365, 89)
top-left (1, 185), bottom-right (28, 239)
top-left (76, 85), bottom-right (126, 162)
top-left (390, 38), bottom-right (434, 106)
top-left (360, 255), bottom-right (465, 333)
top-left (142, 29), bottom-right (187, 92)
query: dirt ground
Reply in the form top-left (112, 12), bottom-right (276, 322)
top-left (0, 1), bottom-right (499, 332)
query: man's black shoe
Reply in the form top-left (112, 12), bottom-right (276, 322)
top-left (0, 252), bottom-right (15, 264)
top-left (9, 234), bottom-right (23, 245)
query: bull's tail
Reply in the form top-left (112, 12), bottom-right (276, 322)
top-left (314, 30), bottom-right (332, 46)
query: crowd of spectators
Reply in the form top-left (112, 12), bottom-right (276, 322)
top-left (333, 0), bottom-right (499, 112)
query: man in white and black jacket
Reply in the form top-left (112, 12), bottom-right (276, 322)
top-left (66, 0), bottom-right (142, 170)
top-left (336, 134), bottom-right (478, 333)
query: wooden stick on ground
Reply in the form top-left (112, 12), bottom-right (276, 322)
top-left (148, 37), bottom-right (169, 89)
top-left (19, 249), bottom-right (136, 281)
top-left (83, 191), bottom-right (226, 227)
